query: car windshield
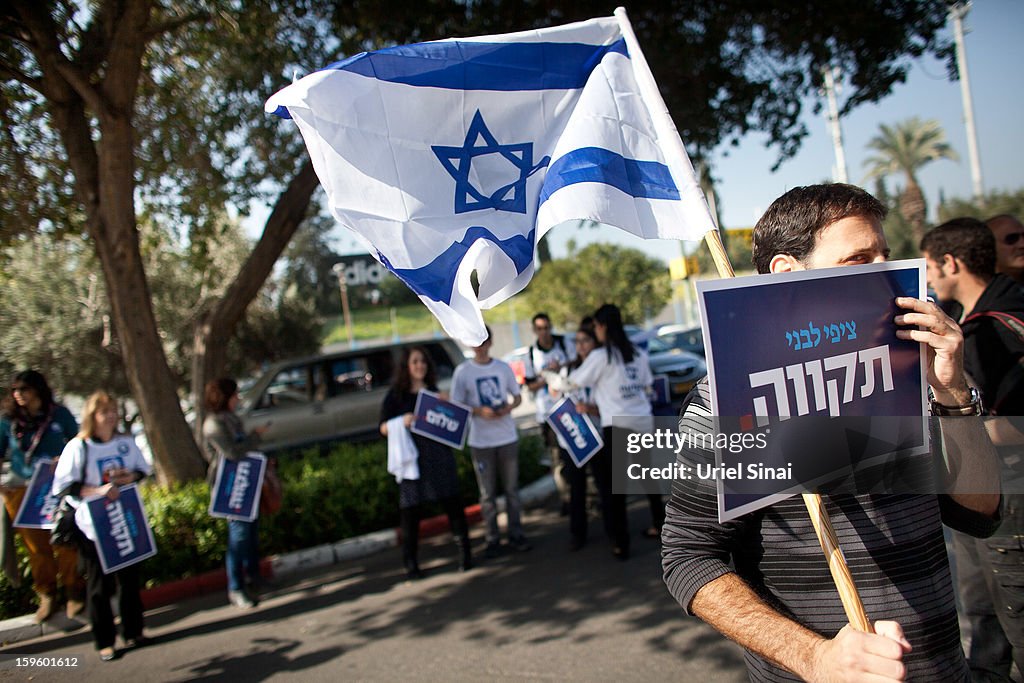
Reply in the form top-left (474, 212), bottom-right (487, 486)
top-left (646, 337), bottom-right (672, 354)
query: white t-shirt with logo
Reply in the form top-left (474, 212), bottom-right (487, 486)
top-left (527, 336), bottom-right (576, 421)
top-left (568, 346), bottom-right (653, 422)
top-left (52, 434), bottom-right (152, 541)
top-left (451, 358), bottom-right (521, 448)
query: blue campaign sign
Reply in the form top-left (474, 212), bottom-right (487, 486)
top-left (411, 390), bottom-right (471, 450)
top-left (547, 397), bottom-right (603, 468)
top-left (696, 260), bottom-right (929, 522)
top-left (209, 452), bottom-right (267, 522)
top-left (86, 485), bottom-right (157, 575)
top-left (13, 459), bottom-right (59, 529)
top-left (651, 375), bottom-right (670, 406)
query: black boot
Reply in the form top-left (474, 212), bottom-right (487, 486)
top-left (400, 506), bottom-right (423, 579)
top-left (455, 534), bottom-right (473, 571)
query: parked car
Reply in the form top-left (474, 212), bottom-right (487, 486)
top-left (653, 324), bottom-right (705, 357)
top-left (237, 339), bottom-right (464, 452)
top-left (645, 334), bottom-right (707, 407)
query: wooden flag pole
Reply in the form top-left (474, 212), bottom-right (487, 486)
top-left (613, 6), bottom-right (873, 634)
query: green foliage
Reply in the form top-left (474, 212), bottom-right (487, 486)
top-left (938, 189), bottom-right (1024, 223)
top-left (0, 222), bottom-right (321, 396)
top-left (525, 243), bottom-right (671, 327)
top-left (863, 117), bottom-right (959, 181)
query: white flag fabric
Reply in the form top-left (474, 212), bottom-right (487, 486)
top-left (266, 15), bottom-right (716, 346)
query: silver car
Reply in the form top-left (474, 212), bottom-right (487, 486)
top-left (237, 339), bottom-right (463, 452)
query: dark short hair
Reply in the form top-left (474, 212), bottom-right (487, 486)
top-left (531, 313), bottom-right (551, 326)
top-left (751, 183), bottom-right (887, 274)
top-left (204, 377), bottom-right (238, 413)
top-left (920, 217), bottom-right (996, 279)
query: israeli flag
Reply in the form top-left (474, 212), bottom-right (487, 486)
top-left (266, 15), bottom-right (716, 346)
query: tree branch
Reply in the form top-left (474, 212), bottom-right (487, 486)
top-left (11, 1), bottom-right (110, 117)
top-left (145, 10), bottom-right (211, 40)
top-left (0, 61), bottom-right (44, 95)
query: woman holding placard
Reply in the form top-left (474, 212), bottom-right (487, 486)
top-left (202, 377), bottom-right (269, 610)
top-left (380, 346), bottom-right (471, 579)
top-left (568, 304), bottom-right (654, 560)
top-left (52, 391), bottom-right (152, 661)
top-left (0, 369), bottom-right (85, 622)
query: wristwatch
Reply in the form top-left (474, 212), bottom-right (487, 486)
top-left (929, 386), bottom-right (983, 416)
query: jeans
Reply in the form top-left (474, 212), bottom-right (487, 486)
top-left (470, 441), bottom-right (523, 544)
top-left (226, 519), bottom-right (260, 592)
top-left (954, 494), bottom-right (1024, 682)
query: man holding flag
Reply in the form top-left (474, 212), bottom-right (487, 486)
top-left (662, 184), bottom-right (1002, 682)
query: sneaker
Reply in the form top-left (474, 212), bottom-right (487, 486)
top-left (98, 647), bottom-right (117, 662)
top-left (510, 536), bottom-right (532, 552)
top-left (484, 542), bottom-right (501, 559)
top-left (228, 590), bottom-right (256, 609)
top-left (34, 594), bottom-right (56, 623)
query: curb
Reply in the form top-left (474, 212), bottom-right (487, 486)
top-left (0, 475), bottom-right (556, 647)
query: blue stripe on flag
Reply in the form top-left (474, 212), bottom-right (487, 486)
top-left (380, 227), bottom-right (535, 305)
top-left (538, 147), bottom-right (680, 205)
top-left (324, 39), bottom-right (628, 91)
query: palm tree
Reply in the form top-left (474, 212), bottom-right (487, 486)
top-left (863, 118), bottom-right (959, 242)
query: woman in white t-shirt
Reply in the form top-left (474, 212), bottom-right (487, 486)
top-left (52, 391), bottom-right (152, 662)
top-left (568, 304), bottom-right (654, 560)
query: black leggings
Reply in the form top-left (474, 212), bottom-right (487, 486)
top-left (399, 496), bottom-right (468, 568)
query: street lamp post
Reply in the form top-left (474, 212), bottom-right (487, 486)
top-left (331, 263), bottom-right (356, 349)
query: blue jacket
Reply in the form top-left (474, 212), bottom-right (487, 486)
top-left (0, 404), bottom-right (79, 481)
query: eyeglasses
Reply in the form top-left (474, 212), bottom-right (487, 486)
top-left (1002, 232), bottom-right (1024, 246)
top-left (534, 325), bottom-right (551, 332)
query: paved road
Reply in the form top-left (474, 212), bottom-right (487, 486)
top-left (0, 500), bottom-right (747, 682)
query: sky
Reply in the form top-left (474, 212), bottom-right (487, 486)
top-left (256, 1), bottom-right (1023, 266)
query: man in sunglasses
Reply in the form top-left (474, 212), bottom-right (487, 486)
top-left (987, 214), bottom-right (1024, 286)
top-left (921, 217), bottom-right (1024, 681)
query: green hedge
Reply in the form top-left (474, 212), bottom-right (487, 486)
top-left (0, 432), bottom-right (545, 619)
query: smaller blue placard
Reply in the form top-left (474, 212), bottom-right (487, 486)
top-left (86, 485), bottom-right (157, 575)
top-left (13, 458), bottom-right (59, 529)
top-left (651, 375), bottom-right (670, 406)
top-left (209, 452), bottom-right (267, 522)
top-left (547, 397), bottom-right (604, 468)
top-left (411, 390), bottom-right (471, 450)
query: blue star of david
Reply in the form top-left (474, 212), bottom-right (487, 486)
top-left (432, 110), bottom-right (549, 215)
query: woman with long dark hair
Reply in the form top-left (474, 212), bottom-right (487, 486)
top-left (202, 377), bottom-right (269, 609)
top-left (0, 369), bottom-right (85, 622)
top-left (568, 304), bottom-right (654, 560)
top-left (380, 346), bottom-right (471, 579)
top-left (53, 391), bottom-right (152, 661)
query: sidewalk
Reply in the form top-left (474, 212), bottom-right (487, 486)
top-left (0, 475), bottom-right (559, 647)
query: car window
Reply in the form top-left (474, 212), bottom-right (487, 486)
top-left (646, 337), bottom-right (672, 354)
top-left (259, 365), bottom-right (315, 408)
top-left (328, 351), bottom-right (393, 395)
top-left (423, 343), bottom-right (456, 380)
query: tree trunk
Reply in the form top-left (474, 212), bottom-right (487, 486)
top-left (191, 160), bottom-right (320, 441)
top-left (31, 0), bottom-right (206, 484)
top-left (91, 119), bottom-right (207, 483)
top-left (899, 175), bottom-right (928, 244)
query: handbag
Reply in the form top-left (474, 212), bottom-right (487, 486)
top-left (50, 441), bottom-right (88, 547)
top-left (259, 459), bottom-right (282, 516)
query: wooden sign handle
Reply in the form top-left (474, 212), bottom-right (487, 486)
top-left (701, 229), bottom-right (872, 633)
